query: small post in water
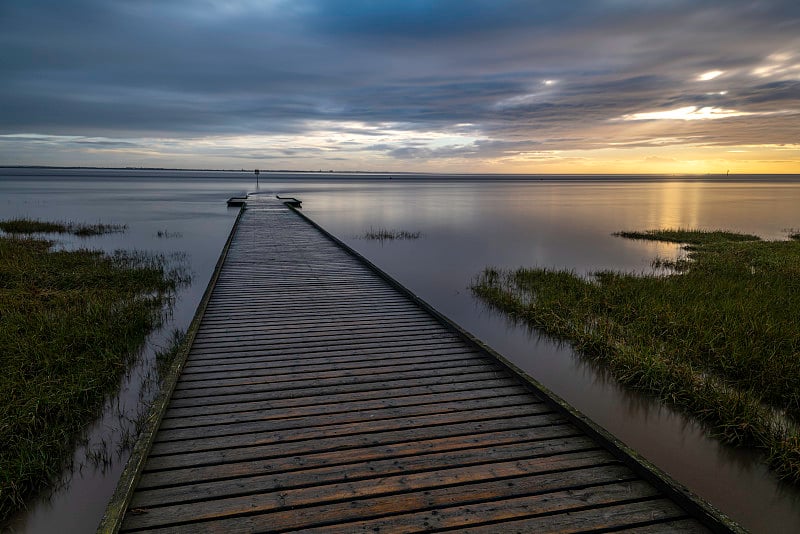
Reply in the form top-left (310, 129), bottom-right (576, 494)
top-left (254, 168), bottom-right (260, 189)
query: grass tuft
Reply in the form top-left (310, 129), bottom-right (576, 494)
top-left (0, 218), bottom-right (126, 237)
top-left (0, 231), bottom-right (187, 522)
top-left (155, 230), bottom-right (183, 239)
top-left (472, 228), bottom-right (800, 484)
top-left (362, 227), bottom-right (422, 241)
top-left (614, 228), bottom-right (761, 246)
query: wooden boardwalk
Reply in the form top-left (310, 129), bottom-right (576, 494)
top-left (111, 198), bottom-right (734, 533)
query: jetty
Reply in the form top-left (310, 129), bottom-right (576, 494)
top-left (101, 196), bottom-right (739, 532)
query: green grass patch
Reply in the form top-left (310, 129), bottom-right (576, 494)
top-left (472, 228), bottom-right (800, 483)
top-left (0, 218), bottom-right (126, 236)
top-left (362, 227), bottom-right (422, 241)
top-left (0, 232), bottom-right (187, 522)
top-left (614, 228), bottom-right (761, 246)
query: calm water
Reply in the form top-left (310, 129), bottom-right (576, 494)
top-left (2, 169), bottom-right (800, 533)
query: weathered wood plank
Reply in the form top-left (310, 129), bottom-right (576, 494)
top-left (191, 314), bottom-right (432, 337)
top-left (175, 353), bottom-right (480, 383)
top-left (153, 394), bottom-right (536, 442)
top-left (178, 345), bottom-right (483, 376)
top-left (143, 413), bottom-right (568, 471)
top-left (131, 435), bottom-right (601, 508)
top-left (164, 370), bottom-right (514, 409)
top-left (195, 307), bottom-right (427, 326)
top-left (190, 323), bottom-right (445, 345)
top-left (198, 299), bottom-right (416, 317)
top-left (168, 362), bottom-right (500, 400)
top-left (162, 377), bottom-right (523, 419)
top-left (185, 329), bottom-right (466, 362)
top-left (456, 499), bottom-right (690, 533)
top-left (137, 424), bottom-right (584, 489)
top-left (172, 356), bottom-right (491, 391)
top-left (149, 403), bottom-right (557, 455)
top-left (623, 519), bottom-right (713, 533)
top-left (122, 450), bottom-right (620, 530)
top-left (183, 339), bottom-right (474, 364)
top-left (283, 479), bottom-right (662, 534)
top-left (159, 384), bottom-right (530, 428)
top-left (185, 333), bottom-right (465, 358)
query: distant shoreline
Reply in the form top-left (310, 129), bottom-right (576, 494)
top-left (1, 165), bottom-right (799, 179)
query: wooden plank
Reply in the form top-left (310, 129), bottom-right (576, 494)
top-left (183, 339), bottom-right (474, 364)
top-left (164, 370), bottom-right (515, 409)
top-left (190, 321), bottom-right (444, 343)
top-left (193, 315), bottom-right (432, 335)
top-left (187, 324), bottom-right (452, 350)
top-left (161, 377), bottom-right (524, 419)
top-left (191, 313), bottom-right (432, 337)
top-left (143, 413), bottom-right (568, 471)
top-left (178, 345), bottom-right (484, 375)
top-left (622, 519), bottom-right (712, 533)
top-left (148, 403), bottom-right (558, 455)
top-left (185, 333), bottom-right (464, 358)
top-left (168, 362), bottom-right (500, 400)
top-left (153, 394), bottom-right (536, 442)
top-left (172, 357), bottom-right (493, 391)
top-left (279, 480), bottom-right (663, 534)
top-left (197, 298), bottom-right (417, 317)
top-left (456, 499), bottom-right (690, 533)
top-left (137, 424), bottom-right (584, 489)
top-left (158, 385), bottom-right (530, 428)
top-left (201, 291), bottom-right (423, 304)
top-left (131, 435), bottom-right (601, 508)
top-left (121, 450), bottom-right (620, 530)
top-left (175, 352), bottom-right (480, 382)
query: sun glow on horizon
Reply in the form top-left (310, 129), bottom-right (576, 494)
top-left (1, 129), bottom-right (797, 175)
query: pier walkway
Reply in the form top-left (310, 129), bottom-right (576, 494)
top-left (108, 198), bottom-right (733, 532)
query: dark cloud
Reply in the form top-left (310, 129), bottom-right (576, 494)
top-left (0, 0), bottom-right (798, 167)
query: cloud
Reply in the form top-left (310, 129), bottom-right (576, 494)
top-left (621, 106), bottom-right (751, 121)
top-left (0, 0), bottom-right (798, 169)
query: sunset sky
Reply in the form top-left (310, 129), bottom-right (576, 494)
top-left (1, 0), bottom-right (798, 173)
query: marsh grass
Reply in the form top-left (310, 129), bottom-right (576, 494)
top-left (362, 227), bottom-right (422, 241)
top-left (0, 232), bottom-right (186, 522)
top-left (155, 230), bottom-right (183, 239)
top-left (0, 218), bottom-right (126, 237)
top-left (154, 329), bottom-right (187, 384)
top-left (614, 228), bottom-right (761, 246)
top-left (472, 228), bottom-right (800, 483)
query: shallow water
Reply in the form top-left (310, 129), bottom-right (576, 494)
top-left (2, 169), bottom-right (800, 532)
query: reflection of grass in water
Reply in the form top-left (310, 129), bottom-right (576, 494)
top-left (0, 218), bottom-right (127, 236)
top-left (0, 231), bottom-right (188, 522)
top-left (54, 327), bottom-right (187, 494)
top-left (472, 227), bottom-right (800, 484)
top-left (116, 329), bottom-right (186, 455)
top-left (362, 227), bottom-right (422, 241)
top-left (156, 230), bottom-right (183, 239)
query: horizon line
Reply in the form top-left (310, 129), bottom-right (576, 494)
top-left (2, 165), bottom-right (798, 176)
